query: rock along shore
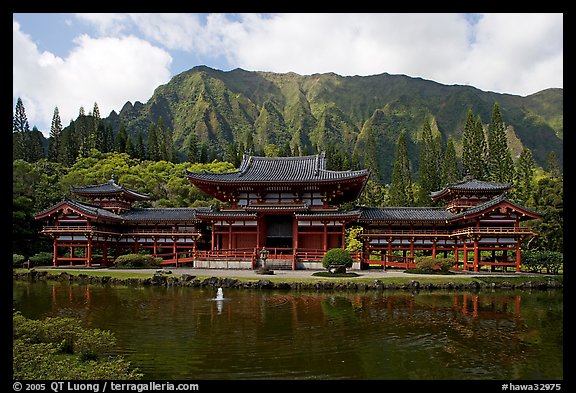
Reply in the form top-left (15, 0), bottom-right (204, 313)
top-left (13, 269), bottom-right (563, 292)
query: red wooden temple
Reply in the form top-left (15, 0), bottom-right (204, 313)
top-left (34, 153), bottom-right (542, 271)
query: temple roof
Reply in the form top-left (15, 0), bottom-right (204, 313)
top-left (358, 193), bottom-right (542, 223)
top-left (358, 206), bottom-right (453, 222)
top-left (71, 177), bottom-right (150, 200)
top-left (121, 207), bottom-right (211, 222)
top-left (185, 153), bottom-right (369, 184)
top-left (34, 197), bottom-right (210, 223)
top-left (430, 178), bottom-right (512, 200)
top-left (34, 197), bottom-right (124, 221)
top-left (450, 193), bottom-right (542, 220)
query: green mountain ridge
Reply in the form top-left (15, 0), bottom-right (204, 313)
top-left (105, 65), bottom-right (563, 182)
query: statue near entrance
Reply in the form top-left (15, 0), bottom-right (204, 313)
top-left (256, 247), bottom-right (274, 275)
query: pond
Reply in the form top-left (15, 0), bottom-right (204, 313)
top-left (13, 280), bottom-right (563, 381)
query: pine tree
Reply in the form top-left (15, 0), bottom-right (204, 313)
top-left (487, 102), bottom-right (515, 183)
top-left (76, 106), bottom-right (90, 157)
top-left (114, 122), bottom-right (128, 153)
top-left (13, 97), bottom-right (30, 160)
top-left (440, 136), bottom-right (460, 186)
top-left (48, 107), bottom-right (63, 162)
top-left (102, 122), bottom-right (115, 153)
top-left (388, 131), bottom-right (414, 206)
top-left (134, 130), bottom-right (145, 160)
top-left (514, 147), bottom-right (535, 206)
top-left (156, 117), bottom-right (168, 161)
top-left (147, 123), bottom-right (160, 161)
top-left (416, 119), bottom-right (440, 206)
top-left (461, 109), bottom-right (486, 180)
top-left (199, 141), bottom-right (209, 163)
top-left (186, 133), bottom-right (199, 163)
top-left (61, 121), bottom-right (78, 166)
top-left (29, 126), bottom-right (45, 162)
top-left (125, 134), bottom-right (134, 157)
top-left (90, 102), bottom-right (104, 151)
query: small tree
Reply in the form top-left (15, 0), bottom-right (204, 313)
top-left (322, 248), bottom-right (353, 272)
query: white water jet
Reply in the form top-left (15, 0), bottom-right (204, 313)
top-left (214, 287), bottom-right (225, 314)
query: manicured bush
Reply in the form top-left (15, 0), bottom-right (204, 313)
top-left (13, 254), bottom-right (26, 268)
top-left (414, 256), bottom-right (453, 272)
top-left (28, 252), bottom-right (54, 267)
top-left (322, 248), bottom-right (353, 270)
top-left (114, 253), bottom-right (163, 269)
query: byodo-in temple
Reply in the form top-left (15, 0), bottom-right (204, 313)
top-left (34, 153), bottom-right (543, 272)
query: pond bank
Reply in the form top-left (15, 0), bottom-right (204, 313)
top-left (13, 268), bottom-right (563, 292)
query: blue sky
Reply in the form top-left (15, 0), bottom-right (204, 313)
top-left (13, 13), bottom-right (563, 136)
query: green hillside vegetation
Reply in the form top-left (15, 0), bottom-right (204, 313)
top-left (30, 66), bottom-right (562, 183)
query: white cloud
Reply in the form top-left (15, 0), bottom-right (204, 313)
top-left (209, 13), bottom-right (562, 96)
top-left (14, 13), bottom-right (563, 135)
top-left (13, 19), bottom-right (172, 135)
top-left (68, 13), bottom-right (564, 96)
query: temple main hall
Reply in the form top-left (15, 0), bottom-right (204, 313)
top-left (34, 153), bottom-right (542, 271)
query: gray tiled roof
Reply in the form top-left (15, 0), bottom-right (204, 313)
top-left (295, 210), bottom-right (362, 219)
top-left (121, 207), bottom-right (211, 222)
top-left (186, 153), bottom-right (369, 183)
top-left (196, 210), bottom-right (258, 218)
top-left (430, 179), bottom-right (511, 199)
top-left (450, 194), bottom-right (542, 219)
top-left (71, 179), bottom-right (150, 200)
top-left (34, 197), bottom-right (124, 220)
top-left (358, 206), bottom-right (453, 222)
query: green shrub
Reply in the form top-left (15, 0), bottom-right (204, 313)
top-left (13, 311), bottom-right (142, 380)
top-left (13, 254), bottom-right (26, 268)
top-left (28, 252), bottom-right (54, 267)
top-left (414, 256), bottom-right (453, 272)
top-left (322, 248), bottom-right (353, 270)
top-left (522, 250), bottom-right (563, 274)
top-left (114, 253), bottom-right (162, 268)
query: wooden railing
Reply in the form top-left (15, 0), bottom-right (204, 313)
top-left (363, 226), bottom-right (533, 237)
top-left (41, 226), bottom-right (121, 235)
top-left (122, 229), bottom-right (201, 236)
top-left (195, 249), bottom-right (257, 260)
top-left (451, 226), bottom-right (533, 236)
top-left (40, 226), bottom-right (201, 237)
top-left (362, 229), bottom-right (451, 236)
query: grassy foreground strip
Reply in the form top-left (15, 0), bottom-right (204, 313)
top-left (13, 268), bottom-right (563, 288)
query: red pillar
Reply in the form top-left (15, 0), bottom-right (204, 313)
top-left (211, 221), bottom-right (216, 250)
top-left (473, 238), bottom-right (479, 272)
top-left (323, 222), bottom-right (328, 251)
top-left (228, 222), bottom-right (233, 250)
top-left (53, 237), bottom-right (58, 267)
top-left (86, 236), bottom-right (92, 267)
top-left (172, 236), bottom-right (178, 267)
top-left (515, 240), bottom-right (522, 272)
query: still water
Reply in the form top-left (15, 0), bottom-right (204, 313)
top-left (13, 280), bottom-right (563, 380)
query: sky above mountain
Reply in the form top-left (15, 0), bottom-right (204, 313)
top-left (13, 13), bottom-right (563, 136)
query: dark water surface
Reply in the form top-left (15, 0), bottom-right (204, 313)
top-left (13, 280), bottom-right (563, 380)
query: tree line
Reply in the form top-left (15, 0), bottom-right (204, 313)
top-left (13, 98), bottom-right (563, 258)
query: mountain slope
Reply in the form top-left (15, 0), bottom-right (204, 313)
top-left (106, 66), bottom-right (563, 181)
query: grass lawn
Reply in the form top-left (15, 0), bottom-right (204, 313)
top-left (13, 268), bottom-right (563, 288)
